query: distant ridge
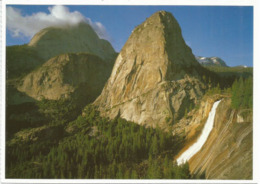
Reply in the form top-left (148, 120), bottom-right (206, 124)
top-left (7, 23), bottom-right (117, 79)
top-left (196, 56), bottom-right (228, 67)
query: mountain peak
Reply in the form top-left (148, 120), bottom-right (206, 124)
top-left (132, 10), bottom-right (181, 37)
top-left (122, 11), bottom-right (200, 81)
top-left (94, 11), bottom-right (205, 128)
top-left (27, 23), bottom-right (116, 62)
top-left (28, 23), bottom-right (97, 47)
top-left (147, 10), bottom-right (175, 21)
top-left (196, 56), bottom-right (228, 67)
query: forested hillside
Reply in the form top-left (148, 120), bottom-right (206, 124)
top-left (5, 9), bottom-right (253, 180)
top-left (6, 105), bottom-right (191, 179)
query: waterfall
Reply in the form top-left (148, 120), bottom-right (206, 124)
top-left (177, 100), bottom-right (222, 165)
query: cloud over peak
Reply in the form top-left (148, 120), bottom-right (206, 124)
top-left (7, 5), bottom-right (110, 40)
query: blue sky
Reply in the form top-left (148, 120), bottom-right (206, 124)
top-left (6, 5), bottom-right (253, 67)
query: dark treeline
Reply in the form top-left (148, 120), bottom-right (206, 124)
top-left (6, 45), bottom-right (44, 79)
top-left (231, 76), bottom-right (253, 109)
top-left (6, 105), bottom-right (191, 179)
top-left (204, 75), bottom-right (253, 110)
top-left (6, 84), bottom-right (96, 139)
top-left (201, 64), bottom-right (253, 110)
top-left (6, 62), bottom-right (252, 179)
top-left (199, 64), bottom-right (253, 92)
top-left (204, 65), bottom-right (253, 78)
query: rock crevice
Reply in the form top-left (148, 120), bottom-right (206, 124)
top-left (94, 11), bottom-right (206, 128)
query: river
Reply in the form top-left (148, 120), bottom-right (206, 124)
top-left (176, 100), bottom-right (222, 165)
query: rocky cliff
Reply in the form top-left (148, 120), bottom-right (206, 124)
top-left (28, 23), bottom-right (116, 62)
top-left (175, 96), bottom-right (252, 179)
top-left (188, 98), bottom-right (252, 179)
top-left (17, 53), bottom-right (112, 101)
top-left (7, 23), bottom-right (116, 80)
top-left (172, 95), bottom-right (222, 140)
top-left (94, 11), bottom-right (207, 128)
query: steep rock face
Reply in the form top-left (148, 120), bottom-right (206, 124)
top-left (94, 11), bottom-right (206, 128)
top-left (196, 56), bottom-right (228, 67)
top-left (188, 98), bottom-right (252, 179)
top-left (172, 95), bottom-right (223, 140)
top-left (28, 23), bottom-right (116, 62)
top-left (7, 23), bottom-right (116, 80)
top-left (17, 53), bottom-right (111, 101)
top-left (175, 97), bottom-right (252, 179)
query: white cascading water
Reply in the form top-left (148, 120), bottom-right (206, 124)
top-left (177, 100), bottom-right (222, 165)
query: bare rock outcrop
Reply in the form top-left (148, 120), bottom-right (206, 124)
top-left (175, 97), bottom-right (252, 179)
top-left (17, 53), bottom-right (111, 101)
top-left (188, 98), bottom-right (252, 179)
top-left (7, 23), bottom-right (117, 80)
top-left (172, 95), bottom-right (223, 140)
top-left (94, 11), bottom-right (206, 128)
top-left (28, 23), bottom-right (116, 62)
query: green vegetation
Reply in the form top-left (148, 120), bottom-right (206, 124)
top-left (36, 98), bottom-right (78, 123)
top-left (231, 77), bottom-right (253, 109)
top-left (6, 97), bottom-right (82, 139)
top-left (5, 65), bottom-right (252, 179)
top-left (203, 70), bottom-right (253, 110)
top-left (6, 45), bottom-right (44, 79)
top-left (6, 105), bottom-right (191, 179)
top-left (6, 42), bottom-right (252, 179)
top-left (6, 102), bottom-right (46, 139)
top-left (204, 65), bottom-right (253, 78)
top-left (199, 64), bottom-right (253, 93)
top-left (204, 83), bottom-right (223, 96)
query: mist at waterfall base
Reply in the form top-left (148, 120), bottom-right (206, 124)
top-left (177, 100), bottom-right (222, 165)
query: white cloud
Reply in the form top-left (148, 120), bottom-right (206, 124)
top-left (6, 5), bottom-right (110, 40)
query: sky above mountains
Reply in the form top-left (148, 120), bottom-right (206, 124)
top-left (6, 5), bottom-right (253, 67)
